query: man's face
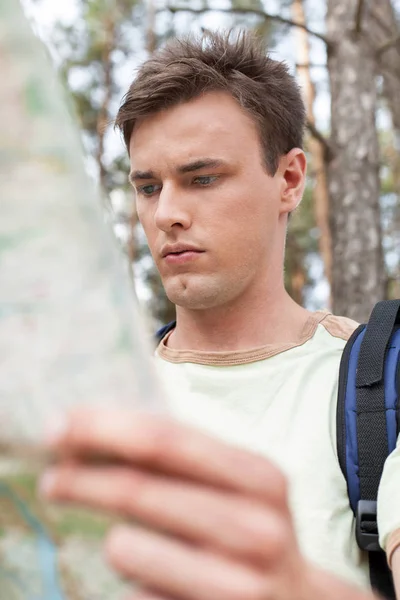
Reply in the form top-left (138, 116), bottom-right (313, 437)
top-left (129, 91), bottom-right (299, 310)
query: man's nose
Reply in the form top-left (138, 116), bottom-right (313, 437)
top-left (154, 183), bottom-right (191, 232)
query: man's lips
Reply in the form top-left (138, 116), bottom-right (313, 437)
top-left (160, 244), bottom-right (205, 265)
top-left (161, 244), bottom-right (204, 258)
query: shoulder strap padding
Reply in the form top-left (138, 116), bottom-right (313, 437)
top-left (356, 300), bottom-right (400, 503)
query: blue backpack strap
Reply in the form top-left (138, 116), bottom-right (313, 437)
top-left (356, 301), bottom-right (400, 507)
top-left (337, 322), bottom-right (366, 513)
top-left (155, 321), bottom-right (176, 345)
top-left (337, 299), bottom-right (400, 600)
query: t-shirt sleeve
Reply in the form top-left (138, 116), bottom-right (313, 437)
top-left (377, 433), bottom-right (400, 564)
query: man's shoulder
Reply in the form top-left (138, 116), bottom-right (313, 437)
top-left (317, 312), bottom-right (359, 342)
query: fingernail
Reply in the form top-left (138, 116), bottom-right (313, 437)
top-left (39, 469), bottom-right (57, 498)
top-left (44, 414), bottom-right (69, 447)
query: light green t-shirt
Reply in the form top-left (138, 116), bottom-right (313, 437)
top-left (155, 310), bottom-right (400, 590)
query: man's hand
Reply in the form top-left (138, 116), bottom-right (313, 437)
top-left (40, 410), bottom-right (377, 600)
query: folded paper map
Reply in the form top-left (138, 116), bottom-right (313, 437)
top-left (0, 2), bottom-right (162, 598)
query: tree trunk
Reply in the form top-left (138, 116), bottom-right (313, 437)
top-left (96, 17), bottom-right (115, 192)
top-left (291, 0), bottom-right (332, 302)
top-left (146, 0), bottom-right (157, 54)
top-left (371, 0), bottom-right (400, 128)
top-left (285, 228), bottom-right (306, 306)
top-left (326, 0), bottom-right (386, 322)
top-left (370, 0), bottom-right (400, 179)
top-left (371, 0), bottom-right (400, 300)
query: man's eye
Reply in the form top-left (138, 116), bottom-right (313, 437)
top-left (192, 175), bottom-right (218, 186)
top-left (137, 184), bottom-right (161, 197)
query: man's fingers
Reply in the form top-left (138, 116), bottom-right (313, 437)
top-left (41, 464), bottom-right (290, 564)
top-left (105, 524), bottom-right (267, 600)
top-left (45, 409), bottom-right (287, 505)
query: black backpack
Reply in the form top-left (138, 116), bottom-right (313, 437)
top-left (156, 299), bottom-right (400, 598)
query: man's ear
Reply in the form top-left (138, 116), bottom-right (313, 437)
top-left (278, 148), bottom-right (307, 216)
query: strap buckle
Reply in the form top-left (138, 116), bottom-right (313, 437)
top-left (356, 500), bottom-right (381, 552)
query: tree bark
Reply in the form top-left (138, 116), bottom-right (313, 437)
top-left (371, 0), bottom-right (400, 130)
top-left (326, 0), bottom-right (386, 322)
top-left (371, 0), bottom-right (400, 299)
top-left (292, 0), bottom-right (332, 301)
top-left (285, 229), bottom-right (306, 306)
top-left (146, 0), bottom-right (157, 54)
top-left (96, 16), bottom-right (115, 193)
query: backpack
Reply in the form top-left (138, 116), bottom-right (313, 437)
top-left (155, 299), bottom-right (400, 598)
top-left (337, 299), bottom-right (400, 599)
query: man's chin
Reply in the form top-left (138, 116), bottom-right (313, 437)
top-left (163, 277), bottom-right (221, 311)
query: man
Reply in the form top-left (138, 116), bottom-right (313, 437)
top-left (40, 31), bottom-right (400, 599)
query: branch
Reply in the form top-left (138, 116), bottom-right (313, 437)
top-left (354, 0), bottom-right (365, 34)
top-left (306, 121), bottom-right (333, 161)
top-left (376, 33), bottom-right (400, 57)
top-left (163, 6), bottom-right (329, 45)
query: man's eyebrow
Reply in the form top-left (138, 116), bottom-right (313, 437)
top-left (129, 170), bottom-right (154, 184)
top-left (129, 159), bottom-right (226, 184)
top-left (176, 159), bottom-right (226, 174)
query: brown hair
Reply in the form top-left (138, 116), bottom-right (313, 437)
top-left (115, 30), bottom-right (305, 175)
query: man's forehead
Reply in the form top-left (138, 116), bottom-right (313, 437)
top-left (130, 116), bottom-right (233, 157)
top-left (129, 127), bottom-right (240, 177)
top-left (129, 92), bottom-right (257, 157)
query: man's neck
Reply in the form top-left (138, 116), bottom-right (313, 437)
top-left (167, 287), bottom-right (313, 352)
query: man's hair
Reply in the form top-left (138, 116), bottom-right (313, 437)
top-left (115, 30), bottom-right (306, 175)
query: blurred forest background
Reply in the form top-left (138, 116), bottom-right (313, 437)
top-left (23, 0), bottom-right (400, 324)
